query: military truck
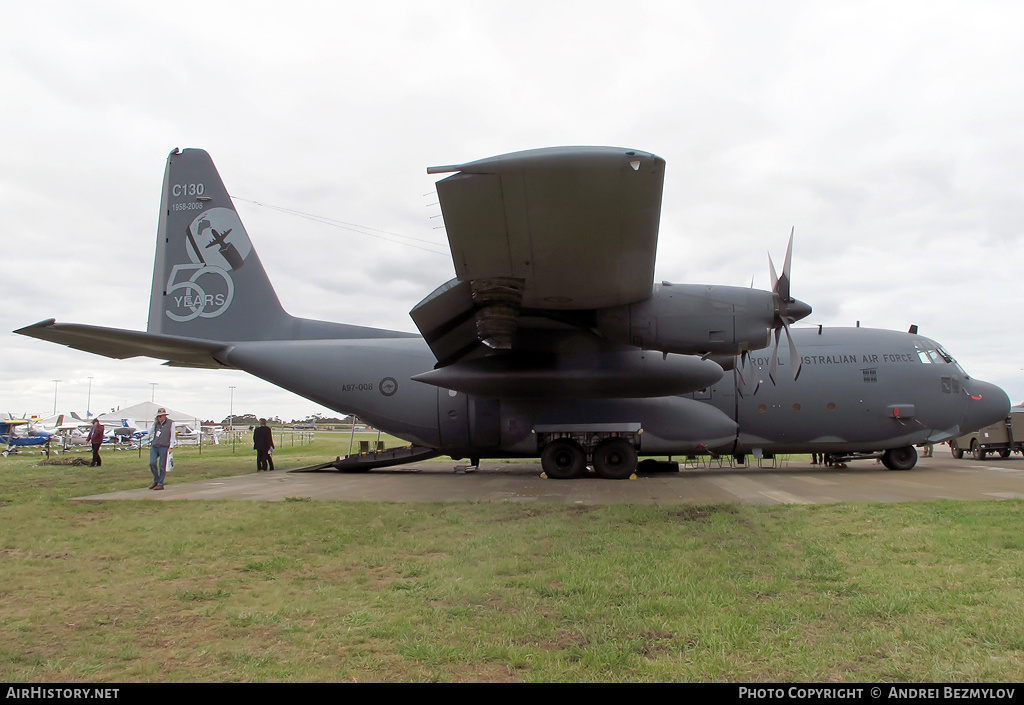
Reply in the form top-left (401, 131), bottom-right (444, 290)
top-left (950, 405), bottom-right (1024, 459)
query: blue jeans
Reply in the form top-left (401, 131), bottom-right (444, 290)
top-left (150, 445), bottom-right (169, 485)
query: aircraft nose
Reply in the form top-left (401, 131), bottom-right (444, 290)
top-left (960, 380), bottom-right (1010, 434)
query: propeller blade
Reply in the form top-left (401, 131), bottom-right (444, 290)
top-left (768, 328), bottom-right (781, 386)
top-left (770, 227), bottom-right (794, 303)
top-left (736, 351), bottom-right (761, 398)
top-left (748, 353), bottom-right (761, 396)
top-left (784, 319), bottom-right (802, 381)
top-left (781, 226), bottom-right (794, 298)
top-left (766, 324), bottom-right (803, 385)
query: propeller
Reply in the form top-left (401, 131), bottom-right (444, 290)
top-left (767, 228), bottom-right (812, 385)
top-left (736, 350), bottom-right (761, 397)
top-left (733, 229), bottom-right (812, 397)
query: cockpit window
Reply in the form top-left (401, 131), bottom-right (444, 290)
top-left (915, 342), bottom-right (955, 365)
top-left (915, 340), bottom-right (968, 377)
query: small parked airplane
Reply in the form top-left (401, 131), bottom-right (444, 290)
top-left (1, 419), bottom-right (53, 455)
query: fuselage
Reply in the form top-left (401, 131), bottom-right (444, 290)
top-left (221, 325), bottom-right (1009, 459)
top-left (707, 327), bottom-right (1006, 455)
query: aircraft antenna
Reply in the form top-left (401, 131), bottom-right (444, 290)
top-left (231, 197), bottom-right (449, 256)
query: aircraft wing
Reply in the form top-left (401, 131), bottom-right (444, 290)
top-left (15, 319), bottom-right (234, 369)
top-left (415, 147), bottom-right (665, 364)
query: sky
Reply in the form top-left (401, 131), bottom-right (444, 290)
top-left (2, 0), bottom-right (1022, 423)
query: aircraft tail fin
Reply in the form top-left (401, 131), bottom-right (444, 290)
top-left (17, 150), bottom-right (415, 370)
top-left (148, 149), bottom-right (292, 340)
top-left (147, 149), bottom-right (412, 344)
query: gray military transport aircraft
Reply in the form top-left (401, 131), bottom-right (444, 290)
top-left (16, 147), bottom-right (1010, 479)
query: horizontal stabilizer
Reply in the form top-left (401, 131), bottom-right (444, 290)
top-left (15, 319), bottom-right (234, 369)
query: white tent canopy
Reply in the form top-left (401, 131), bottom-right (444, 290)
top-left (97, 402), bottom-right (204, 429)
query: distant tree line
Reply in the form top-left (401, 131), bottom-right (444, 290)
top-left (216, 412), bottom-right (356, 426)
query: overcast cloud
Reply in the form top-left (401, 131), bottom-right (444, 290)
top-left (2, 0), bottom-right (1021, 423)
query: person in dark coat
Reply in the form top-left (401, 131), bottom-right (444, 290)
top-left (88, 418), bottom-right (105, 467)
top-left (253, 418), bottom-right (275, 472)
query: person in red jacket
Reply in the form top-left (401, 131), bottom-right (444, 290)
top-left (87, 418), bottom-right (105, 467)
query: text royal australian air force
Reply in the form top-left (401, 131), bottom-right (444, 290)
top-left (745, 332), bottom-right (955, 371)
top-left (747, 352), bottom-right (921, 369)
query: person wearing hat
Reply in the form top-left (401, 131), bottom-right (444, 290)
top-left (148, 408), bottom-right (175, 490)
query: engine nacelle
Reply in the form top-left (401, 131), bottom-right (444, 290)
top-left (595, 283), bottom-right (776, 356)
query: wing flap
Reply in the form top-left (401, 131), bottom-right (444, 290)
top-left (408, 280), bottom-right (479, 366)
top-left (410, 277), bottom-right (536, 365)
top-left (15, 319), bottom-right (234, 369)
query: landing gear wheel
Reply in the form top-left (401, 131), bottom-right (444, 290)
top-left (972, 440), bottom-right (986, 461)
top-left (882, 446), bottom-right (917, 471)
top-left (541, 439), bottom-right (586, 480)
top-left (592, 438), bottom-right (638, 480)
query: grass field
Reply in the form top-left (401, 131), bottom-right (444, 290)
top-left (1, 432), bottom-right (1023, 682)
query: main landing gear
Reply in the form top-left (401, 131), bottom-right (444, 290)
top-left (540, 437), bottom-right (639, 480)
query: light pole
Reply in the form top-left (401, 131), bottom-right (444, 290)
top-left (52, 380), bottom-right (61, 415)
top-left (87, 377), bottom-right (93, 417)
top-left (150, 382), bottom-right (158, 403)
top-left (228, 386), bottom-right (236, 452)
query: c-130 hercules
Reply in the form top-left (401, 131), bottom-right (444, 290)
top-left (17, 147), bottom-right (1009, 479)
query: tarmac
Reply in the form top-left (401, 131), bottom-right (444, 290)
top-left (72, 453), bottom-right (1024, 505)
